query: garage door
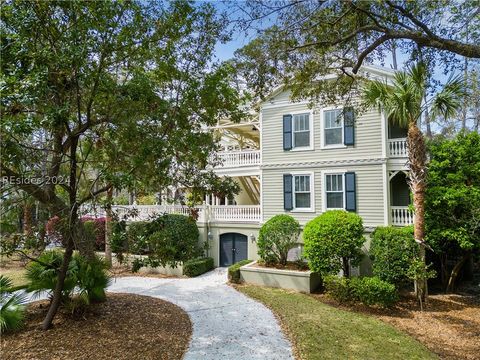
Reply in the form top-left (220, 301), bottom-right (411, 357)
top-left (220, 233), bottom-right (248, 267)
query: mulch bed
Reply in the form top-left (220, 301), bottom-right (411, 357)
top-left (1, 293), bottom-right (192, 360)
top-left (312, 291), bottom-right (480, 360)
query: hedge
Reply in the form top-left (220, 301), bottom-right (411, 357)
top-left (228, 259), bottom-right (253, 284)
top-left (370, 226), bottom-right (416, 287)
top-left (183, 257), bottom-right (214, 277)
top-left (323, 275), bottom-right (398, 308)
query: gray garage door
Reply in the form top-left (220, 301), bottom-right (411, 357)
top-left (220, 233), bottom-right (248, 267)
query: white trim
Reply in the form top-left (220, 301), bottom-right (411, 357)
top-left (288, 110), bottom-right (315, 151)
top-left (381, 109), bottom-right (387, 158)
top-left (321, 169), bottom-right (347, 212)
top-left (320, 106), bottom-right (347, 149)
top-left (290, 171), bottom-right (315, 213)
top-left (262, 158), bottom-right (386, 169)
top-left (261, 101), bottom-right (310, 110)
top-left (259, 111), bottom-right (264, 224)
top-left (382, 163), bottom-right (389, 225)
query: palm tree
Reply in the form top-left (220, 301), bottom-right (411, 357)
top-left (362, 63), bottom-right (464, 304)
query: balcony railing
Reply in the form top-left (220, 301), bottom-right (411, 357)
top-left (388, 138), bottom-right (408, 158)
top-left (91, 204), bottom-right (262, 223)
top-left (111, 205), bottom-right (205, 222)
top-left (391, 206), bottom-right (414, 226)
top-left (214, 150), bottom-right (261, 168)
top-left (210, 205), bottom-right (261, 222)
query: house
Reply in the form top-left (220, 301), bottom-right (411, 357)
top-left (110, 65), bottom-right (412, 270)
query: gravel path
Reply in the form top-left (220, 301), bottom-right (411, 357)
top-left (108, 268), bottom-right (294, 360)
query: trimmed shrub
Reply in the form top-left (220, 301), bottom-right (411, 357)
top-left (228, 259), bottom-right (253, 284)
top-left (0, 276), bottom-right (27, 333)
top-left (350, 276), bottom-right (399, 308)
top-left (370, 226), bottom-right (416, 287)
top-left (258, 214), bottom-right (300, 266)
top-left (144, 214), bottom-right (201, 267)
top-left (183, 257), bottom-right (214, 277)
top-left (323, 275), bottom-right (353, 303)
top-left (323, 275), bottom-right (399, 308)
top-left (304, 210), bottom-right (365, 276)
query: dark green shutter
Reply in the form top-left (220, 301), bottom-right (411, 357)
top-left (283, 115), bottom-right (292, 150)
top-left (344, 107), bottom-right (355, 146)
top-left (345, 172), bottom-right (356, 212)
top-left (283, 174), bottom-right (293, 210)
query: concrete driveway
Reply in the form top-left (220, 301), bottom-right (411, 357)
top-left (108, 268), bottom-right (294, 360)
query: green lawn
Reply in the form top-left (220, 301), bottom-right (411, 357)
top-left (237, 285), bottom-right (436, 360)
top-left (1, 267), bottom-right (28, 289)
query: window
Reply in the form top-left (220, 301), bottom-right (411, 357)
top-left (326, 173), bottom-right (344, 209)
top-left (294, 175), bottom-right (311, 209)
top-left (324, 109), bottom-right (343, 146)
top-left (293, 113), bottom-right (310, 148)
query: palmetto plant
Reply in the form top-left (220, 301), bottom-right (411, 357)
top-left (72, 253), bottom-right (111, 304)
top-left (0, 275), bottom-right (27, 333)
top-left (362, 63), bottom-right (465, 304)
top-left (25, 251), bottom-right (77, 301)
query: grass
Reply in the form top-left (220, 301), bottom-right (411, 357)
top-left (1, 257), bottom-right (29, 289)
top-left (237, 285), bottom-right (436, 360)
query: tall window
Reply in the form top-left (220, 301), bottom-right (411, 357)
top-left (324, 109), bottom-right (343, 146)
top-left (326, 173), bottom-right (344, 209)
top-left (293, 113), bottom-right (310, 148)
top-left (294, 175), bottom-right (311, 208)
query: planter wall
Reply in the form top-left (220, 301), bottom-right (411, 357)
top-left (240, 261), bottom-right (321, 293)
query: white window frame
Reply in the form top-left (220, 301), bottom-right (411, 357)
top-left (321, 107), bottom-right (347, 149)
top-left (322, 169), bottom-right (347, 212)
top-left (289, 110), bottom-right (314, 151)
top-left (292, 172), bottom-right (315, 212)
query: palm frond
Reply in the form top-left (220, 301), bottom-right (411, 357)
top-left (1, 277), bottom-right (27, 333)
top-left (431, 74), bottom-right (466, 121)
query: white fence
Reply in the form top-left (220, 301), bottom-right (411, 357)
top-left (391, 206), bottom-right (414, 226)
top-left (388, 138), bottom-right (408, 158)
top-left (215, 150), bottom-right (261, 168)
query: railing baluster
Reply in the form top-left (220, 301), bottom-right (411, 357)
top-left (388, 138), bottom-right (408, 158)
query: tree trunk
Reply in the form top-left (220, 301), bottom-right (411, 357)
top-left (423, 95), bottom-right (433, 139)
top-left (41, 230), bottom-right (75, 330)
top-left (23, 201), bottom-right (33, 236)
top-left (407, 122), bottom-right (428, 302)
top-left (342, 257), bottom-right (350, 278)
top-left (104, 187), bottom-right (113, 267)
top-left (391, 40), bottom-right (398, 70)
top-left (446, 253), bottom-right (471, 293)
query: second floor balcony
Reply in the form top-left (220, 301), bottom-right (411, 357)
top-left (106, 204), bottom-right (262, 224)
top-left (213, 150), bottom-right (261, 169)
top-left (388, 138), bottom-right (408, 158)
